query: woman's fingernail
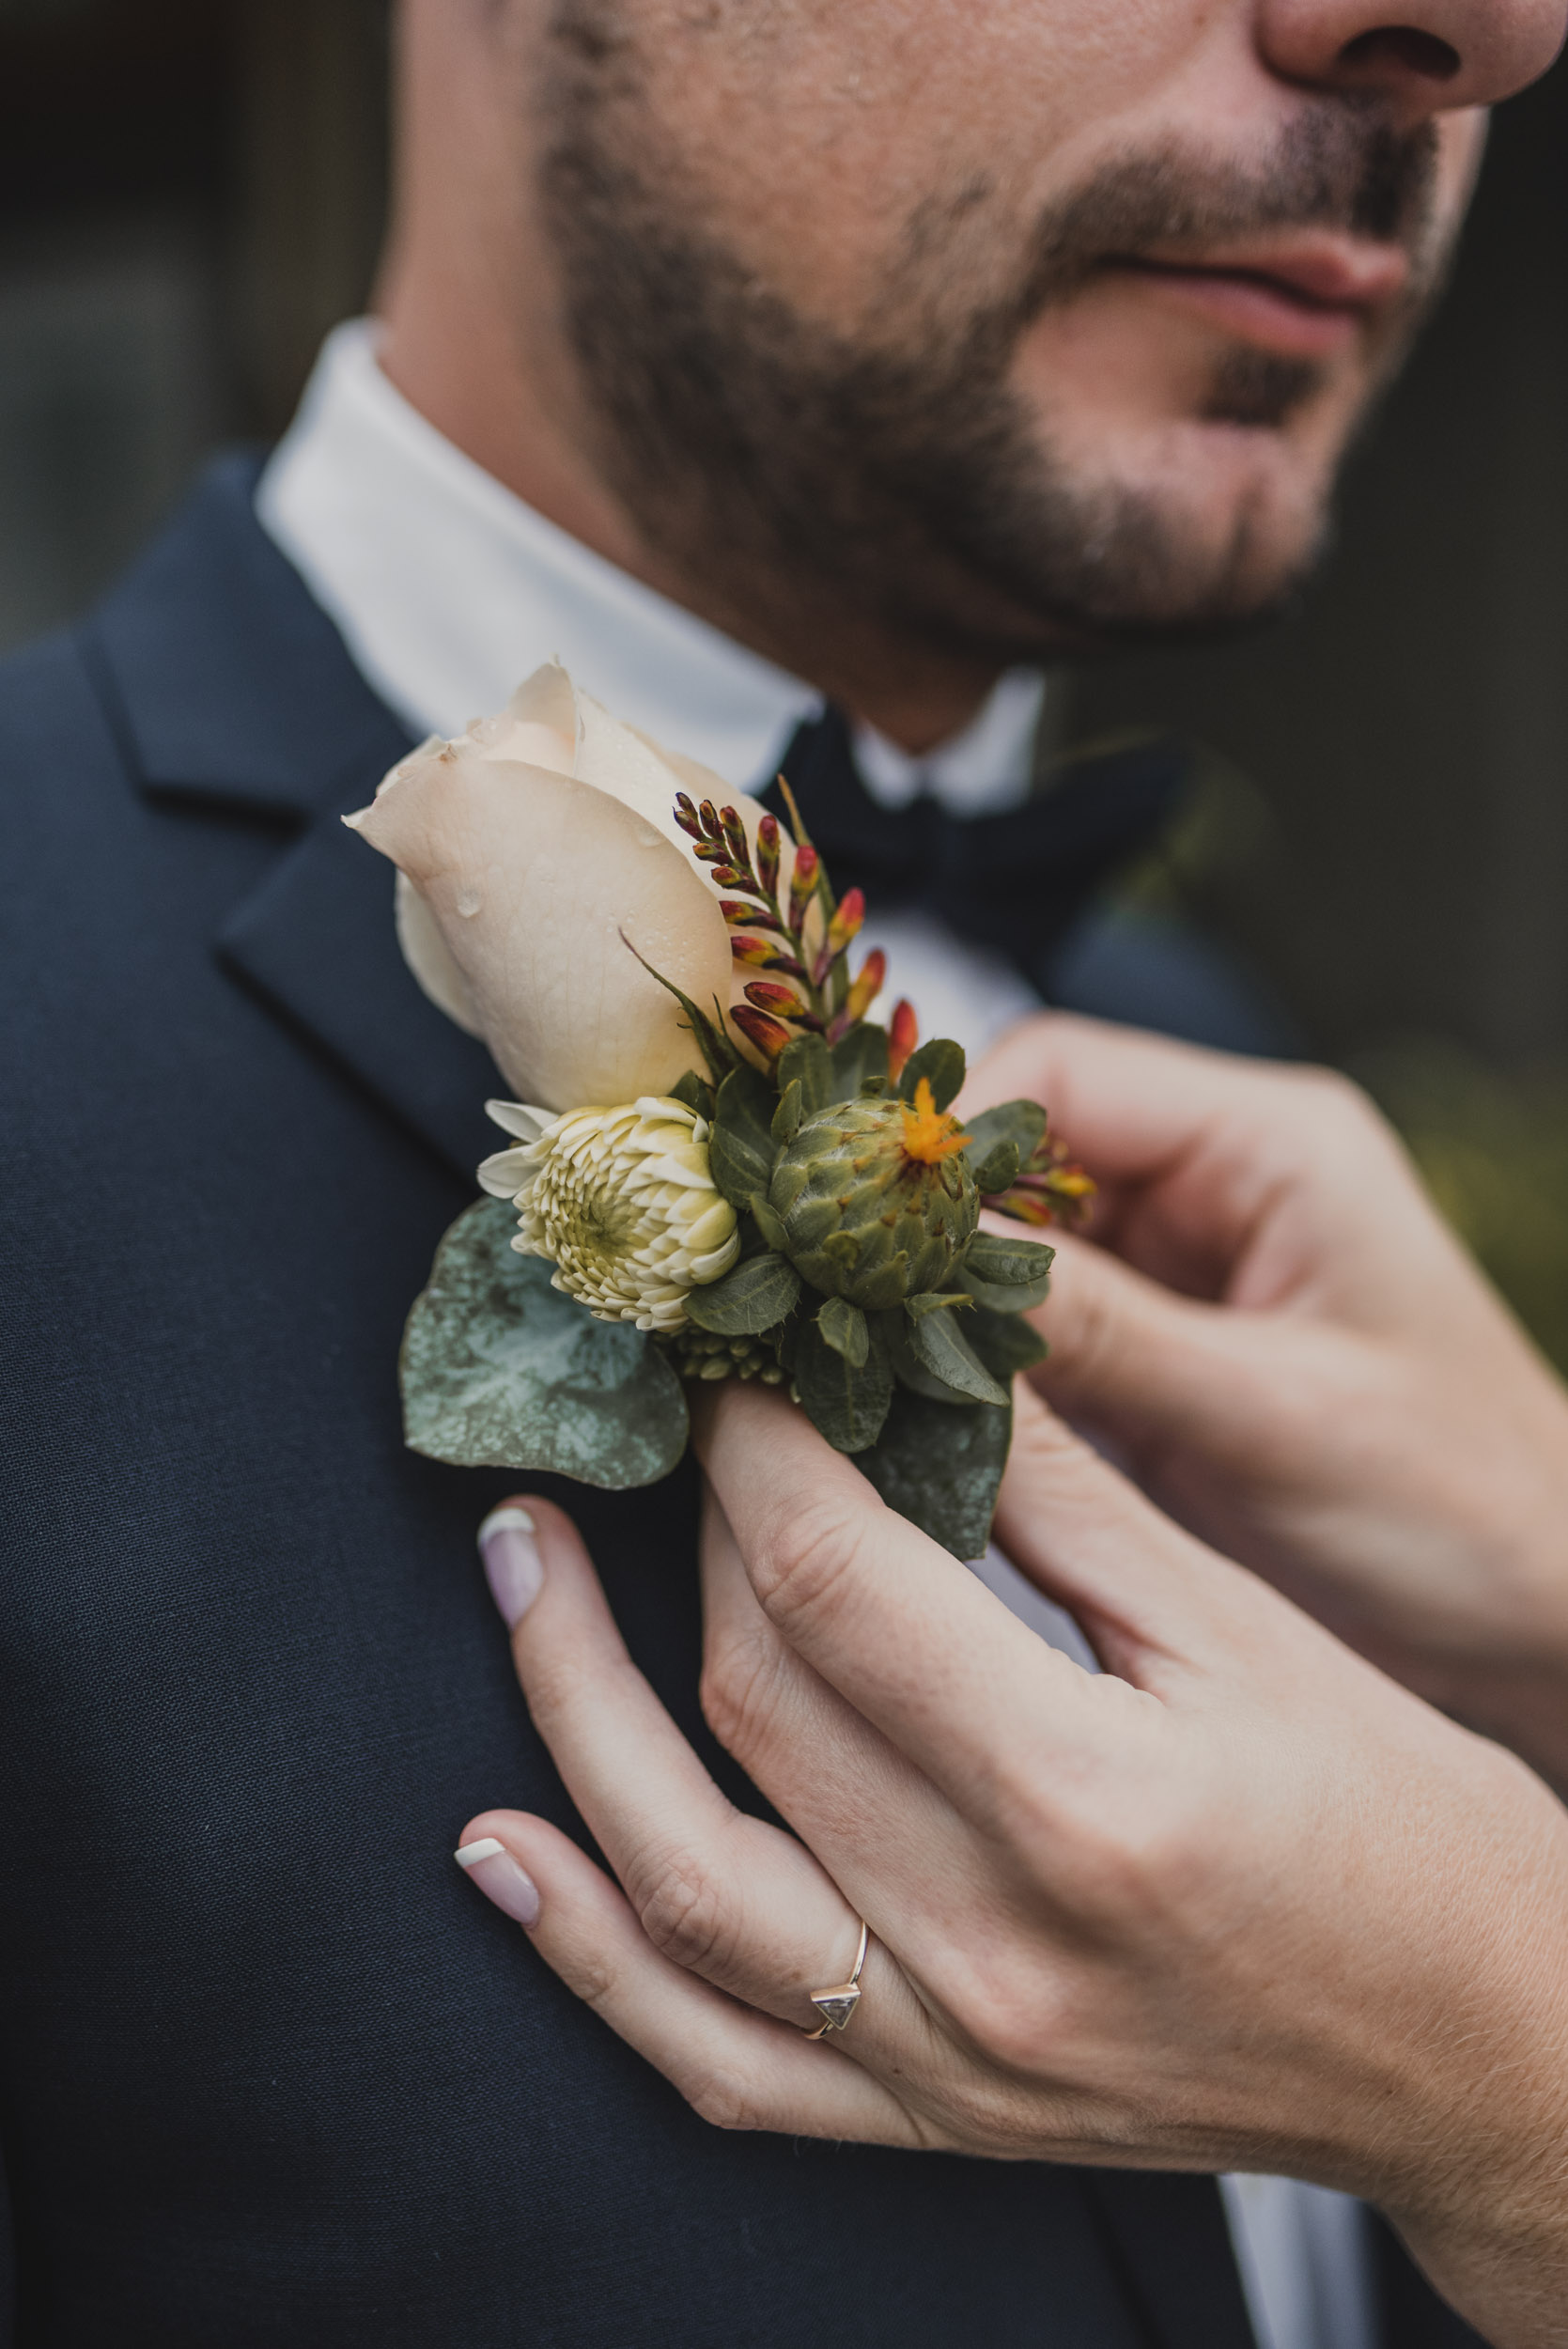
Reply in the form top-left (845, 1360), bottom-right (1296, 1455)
top-left (478, 1504), bottom-right (543, 1626)
top-left (455, 1837), bottom-right (541, 1928)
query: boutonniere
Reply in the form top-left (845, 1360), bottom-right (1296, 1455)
top-left (347, 663), bottom-right (1091, 1558)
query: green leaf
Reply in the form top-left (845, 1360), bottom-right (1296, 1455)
top-left (749, 1190), bottom-right (788, 1251)
top-left (957, 1231), bottom-right (1057, 1313)
top-left (964, 1307), bottom-right (1049, 1379)
top-left (777, 1033), bottom-right (833, 1113)
top-left (879, 1306), bottom-right (970, 1402)
top-left (857, 1387), bottom-right (1013, 1560)
top-left (620, 937), bottom-right (738, 1087)
top-left (830, 1022), bottom-right (890, 1102)
top-left (794, 1315), bottom-right (894, 1454)
top-left (816, 1295), bottom-right (869, 1367)
top-left (897, 1037), bottom-right (966, 1112)
top-left (771, 1079), bottom-right (804, 1146)
top-left (709, 1065), bottom-right (779, 1208)
top-left (684, 1251), bottom-right (801, 1335)
top-left (904, 1300), bottom-right (1009, 1406)
top-left (905, 1289), bottom-right (970, 1318)
top-left (669, 1069), bottom-right (715, 1120)
top-left (400, 1200), bottom-right (689, 1487)
top-left (970, 1138), bottom-right (1020, 1194)
top-left (963, 1097), bottom-right (1048, 1163)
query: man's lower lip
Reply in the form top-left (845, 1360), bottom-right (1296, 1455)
top-left (1117, 265), bottom-right (1364, 361)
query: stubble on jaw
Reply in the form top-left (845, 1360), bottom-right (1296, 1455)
top-left (532, 2), bottom-right (1443, 667)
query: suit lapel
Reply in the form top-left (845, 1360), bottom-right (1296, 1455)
top-left (1080, 2173), bottom-right (1259, 2349)
top-left (84, 453), bottom-right (502, 1179)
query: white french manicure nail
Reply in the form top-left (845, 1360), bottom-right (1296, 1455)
top-left (455, 1838), bottom-right (541, 1928)
top-left (478, 1504), bottom-right (543, 1627)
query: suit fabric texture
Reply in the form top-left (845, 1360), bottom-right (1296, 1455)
top-left (0, 458), bottom-right (1470, 2346)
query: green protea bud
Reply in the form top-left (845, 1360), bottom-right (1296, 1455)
top-left (768, 1079), bottom-right (978, 1311)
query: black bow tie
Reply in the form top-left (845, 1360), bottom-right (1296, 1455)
top-left (767, 705), bottom-right (1191, 988)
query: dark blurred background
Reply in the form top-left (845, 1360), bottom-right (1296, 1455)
top-left (4, 0), bottom-right (1566, 1362)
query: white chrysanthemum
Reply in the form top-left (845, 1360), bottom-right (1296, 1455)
top-left (477, 1097), bottom-right (739, 1333)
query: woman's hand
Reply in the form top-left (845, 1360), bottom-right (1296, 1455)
top-left (458, 1383), bottom-right (1568, 2349)
top-left (970, 1014), bottom-right (1568, 1783)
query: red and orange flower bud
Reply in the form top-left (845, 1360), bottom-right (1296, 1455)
top-left (744, 979), bottom-right (809, 1020)
top-left (787, 845), bottom-right (819, 935)
top-left (827, 888), bottom-right (865, 956)
top-left (731, 1004), bottom-right (792, 1061)
top-left (756, 813), bottom-right (781, 901)
top-left (888, 997), bottom-right (919, 1081)
top-left (839, 947), bottom-right (886, 1029)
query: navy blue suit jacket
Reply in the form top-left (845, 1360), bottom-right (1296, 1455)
top-left (0, 459), bottom-right (1471, 2345)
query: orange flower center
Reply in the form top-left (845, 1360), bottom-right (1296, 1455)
top-left (900, 1078), bottom-right (970, 1166)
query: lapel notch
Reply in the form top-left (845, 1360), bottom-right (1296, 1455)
top-left (85, 454), bottom-right (501, 1179)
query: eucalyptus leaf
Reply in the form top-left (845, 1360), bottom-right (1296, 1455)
top-left (777, 1034), bottom-right (833, 1113)
top-left (400, 1200), bottom-right (688, 1487)
top-left (709, 1066), bottom-right (779, 1208)
top-left (904, 1301), bottom-right (1010, 1406)
top-left (830, 1022), bottom-right (890, 1102)
top-left (897, 1037), bottom-right (966, 1112)
top-left (963, 1097), bottom-right (1049, 1162)
top-left (857, 1387), bottom-right (1013, 1560)
top-left (794, 1315), bottom-right (894, 1454)
top-left (816, 1295), bottom-right (869, 1367)
top-left (684, 1251), bottom-right (801, 1335)
top-left (958, 1231), bottom-right (1057, 1313)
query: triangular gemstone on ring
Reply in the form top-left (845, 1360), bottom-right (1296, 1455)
top-left (809, 1986), bottom-right (861, 2032)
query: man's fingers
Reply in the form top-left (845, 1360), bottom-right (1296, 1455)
top-left (457, 1812), bottom-right (926, 2149)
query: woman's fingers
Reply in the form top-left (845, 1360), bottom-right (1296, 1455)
top-left (692, 1387), bottom-right (1159, 1834)
top-left (991, 1383), bottom-right (1300, 1683)
top-left (457, 1810), bottom-right (928, 2148)
top-left (697, 1489), bottom-right (1000, 1937)
top-left (493, 1498), bottom-right (866, 2026)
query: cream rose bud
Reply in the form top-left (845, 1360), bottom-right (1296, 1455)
top-left (479, 1097), bottom-right (740, 1332)
top-left (344, 661), bottom-right (793, 1113)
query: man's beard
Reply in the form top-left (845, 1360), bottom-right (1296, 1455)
top-left (537, 19), bottom-right (1440, 662)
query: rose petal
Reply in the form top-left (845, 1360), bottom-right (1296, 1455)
top-left (470, 661), bottom-right (578, 773)
top-left (348, 737), bottom-right (734, 1111)
top-left (395, 870), bottom-right (484, 1035)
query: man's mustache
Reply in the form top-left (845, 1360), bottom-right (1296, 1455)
top-left (1014, 104), bottom-right (1442, 321)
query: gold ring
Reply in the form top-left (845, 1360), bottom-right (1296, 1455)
top-left (805, 1919), bottom-right (869, 2039)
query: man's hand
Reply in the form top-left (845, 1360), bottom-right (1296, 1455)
top-left (971, 1013), bottom-right (1568, 1781)
top-left (458, 1384), bottom-right (1568, 2349)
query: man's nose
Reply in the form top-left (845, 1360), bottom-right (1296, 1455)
top-left (1257, 0), bottom-right (1566, 117)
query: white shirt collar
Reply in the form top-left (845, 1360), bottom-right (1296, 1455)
top-left (256, 319), bottom-right (1042, 813)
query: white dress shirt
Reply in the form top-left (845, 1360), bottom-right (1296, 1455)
top-left (257, 317), bottom-right (1374, 2349)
